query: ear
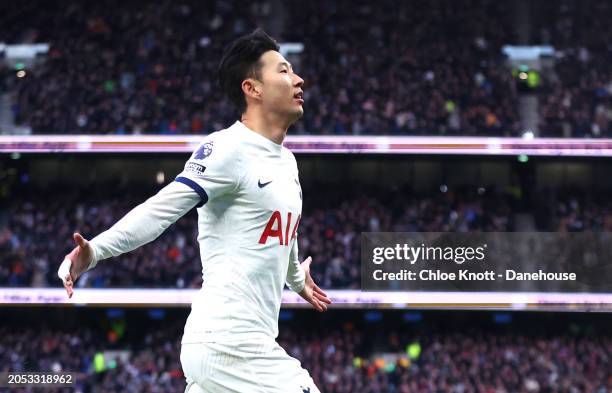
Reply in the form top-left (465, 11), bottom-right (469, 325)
top-left (241, 79), bottom-right (262, 100)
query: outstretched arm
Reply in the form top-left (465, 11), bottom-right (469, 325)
top-left (89, 182), bottom-right (200, 261)
top-left (58, 181), bottom-right (201, 297)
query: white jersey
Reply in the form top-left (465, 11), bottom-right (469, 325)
top-left (178, 121), bottom-right (304, 343)
top-left (88, 121), bottom-right (305, 343)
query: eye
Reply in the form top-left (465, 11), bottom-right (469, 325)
top-left (280, 69), bottom-right (288, 74)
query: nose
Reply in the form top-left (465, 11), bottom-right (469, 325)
top-left (293, 73), bottom-right (304, 88)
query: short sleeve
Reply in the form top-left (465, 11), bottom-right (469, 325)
top-left (175, 134), bottom-right (239, 207)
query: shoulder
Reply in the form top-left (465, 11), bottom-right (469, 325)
top-left (191, 126), bottom-right (243, 162)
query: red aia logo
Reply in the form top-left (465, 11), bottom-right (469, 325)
top-left (258, 211), bottom-right (301, 246)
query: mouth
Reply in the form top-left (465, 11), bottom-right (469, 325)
top-left (293, 91), bottom-right (304, 104)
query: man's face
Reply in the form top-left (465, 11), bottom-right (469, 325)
top-left (255, 50), bottom-right (304, 123)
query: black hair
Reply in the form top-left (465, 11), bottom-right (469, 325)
top-left (217, 29), bottom-right (280, 115)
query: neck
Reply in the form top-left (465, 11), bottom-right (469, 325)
top-left (241, 108), bottom-right (291, 145)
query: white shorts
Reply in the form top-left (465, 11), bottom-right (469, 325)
top-left (180, 339), bottom-right (320, 393)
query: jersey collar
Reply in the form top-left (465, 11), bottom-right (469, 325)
top-left (235, 121), bottom-right (284, 155)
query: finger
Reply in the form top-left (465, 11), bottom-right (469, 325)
top-left (309, 298), bottom-right (323, 312)
top-left (58, 258), bottom-right (74, 298)
top-left (314, 291), bottom-right (329, 302)
top-left (73, 233), bottom-right (87, 248)
top-left (302, 256), bottom-right (312, 269)
top-left (312, 295), bottom-right (328, 312)
top-left (314, 291), bottom-right (332, 304)
top-left (64, 281), bottom-right (74, 299)
top-left (303, 293), bottom-right (319, 309)
top-left (313, 284), bottom-right (327, 296)
top-left (313, 286), bottom-right (330, 303)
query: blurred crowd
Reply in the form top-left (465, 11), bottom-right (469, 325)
top-left (1, 0), bottom-right (520, 135)
top-left (1, 0), bottom-right (258, 135)
top-left (2, 0), bottom-right (610, 136)
top-left (4, 182), bottom-right (612, 289)
top-left (285, 0), bottom-right (520, 136)
top-left (529, 187), bottom-right (612, 232)
top-left (284, 328), bottom-right (612, 393)
top-left (535, 0), bottom-right (612, 138)
top-left (1, 311), bottom-right (611, 393)
top-left (0, 321), bottom-right (184, 393)
top-left (551, 192), bottom-right (612, 232)
top-left (0, 186), bottom-right (514, 289)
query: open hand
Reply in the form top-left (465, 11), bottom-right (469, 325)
top-left (57, 233), bottom-right (94, 298)
top-left (298, 257), bottom-right (332, 312)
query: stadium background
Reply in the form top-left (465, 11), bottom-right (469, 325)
top-left (1, 0), bottom-right (612, 392)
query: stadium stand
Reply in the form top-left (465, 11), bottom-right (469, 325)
top-left (1, 0), bottom-right (521, 135)
top-left (1, 309), bottom-right (610, 392)
top-left (1, 185), bottom-right (515, 288)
